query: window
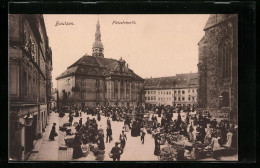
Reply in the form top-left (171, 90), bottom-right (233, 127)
top-left (148, 96), bottom-right (150, 100)
top-left (178, 97), bottom-right (181, 101)
top-left (188, 96), bottom-right (190, 101)
top-left (148, 91), bottom-right (150, 94)
top-left (154, 96), bottom-right (156, 100)
top-left (192, 89), bottom-right (194, 93)
top-left (151, 96), bottom-right (153, 100)
top-left (169, 91), bottom-right (171, 94)
top-left (182, 97), bottom-right (185, 101)
top-left (182, 91), bottom-right (185, 94)
top-left (81, 79), bottom-right (86, 88)
top-left (145, 97), bottom-right (147, 100)
top-left (178, 91), bottom-right (180, 94)
top-left (192, 97), bottom-right (195, 101)
top-left (221, 39), bottom-right (232, 78)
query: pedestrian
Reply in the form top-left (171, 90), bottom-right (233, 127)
top-left (97, 133), bottom-right (105, 150)
top-left (69, 115), bottom-right (73, 126)
top-left (97, 112), bottom-right (101, 121)
top-left (49, 123), bottom-right (57, 141)
top-left (106, 126), bottom-right (112, 143)
top-left (72, 133), bottom-right (83, 159)
top-left (223, 129), bottom-right (233, 148)
top-left (79, 118), bottom-right (82, 126)
top-left (110, 142), bottom-right (123, 161)
top-left (209, 133), bottom-right (224, 160)
top-left (107, 117), bottom-right (111, 128)
top-left (119, 130), bottom-right (127, 150)
top-left (154, 133), bottom-right (161, 156)
top-left (140, 129), bottom-right (146, 144)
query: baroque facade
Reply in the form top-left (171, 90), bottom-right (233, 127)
top-left (56, 20), bottom-right (144, 108)
top-left (197, 14), bottom-right (238, 123)
top-left (9, 14), bottom-right (53, 160)
top-left (144, 73), bottom-right (198, 106)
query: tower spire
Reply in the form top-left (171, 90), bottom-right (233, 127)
top-left (92, 17), bottom-right (104, 57)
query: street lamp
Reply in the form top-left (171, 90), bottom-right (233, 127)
top-left (23, 111), bottom-right (34, 126)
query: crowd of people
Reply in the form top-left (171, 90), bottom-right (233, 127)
top-left (145, 105), bottom-right (238, 160)
top-left (51, 104), bottom-right (237, 161)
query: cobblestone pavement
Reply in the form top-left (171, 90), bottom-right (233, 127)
top-left (28, 111), bottom-right (237, 161)
top-left (27, 112), bottom-right (59, 161)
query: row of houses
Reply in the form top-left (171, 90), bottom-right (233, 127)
top-left (144, 73), bottom-right (198, 106)
top-left (9, 14), bottom-right (53, 161)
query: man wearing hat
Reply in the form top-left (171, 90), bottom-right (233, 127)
top-left (110, 142), bottom-right (123, 161)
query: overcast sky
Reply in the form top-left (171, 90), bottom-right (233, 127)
top-left (43, 14), bottom-right (209, 88)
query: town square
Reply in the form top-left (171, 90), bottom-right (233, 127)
top-left (9, 14), bottom-right (238, 161)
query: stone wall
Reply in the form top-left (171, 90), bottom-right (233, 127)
top-left (197, 15), bottom-right (238, 123)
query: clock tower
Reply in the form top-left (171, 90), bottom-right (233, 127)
top-left (92, 20), bottom-right (104, 57)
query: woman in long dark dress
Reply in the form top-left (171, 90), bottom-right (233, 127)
top-left (154, 133), bottom-right (161, 156)
top-left (49, 123), bottom-right (56, 141)
top-left (73, 134), bottom-right (83, 159)
top-left (154, 134), bottom-right (160, 156)
top-left (97, 133), bottom-right (105, 150)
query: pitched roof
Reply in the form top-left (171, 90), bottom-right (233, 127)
top-left (56, 55), bottom-right (143, 81)
top-left (204, 14), bottom-right (236, 30)
top-left (144, 73), bottom-right (198, 89)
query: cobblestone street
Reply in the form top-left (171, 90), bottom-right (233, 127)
top-left (27, 111), bottom-right (237, 161)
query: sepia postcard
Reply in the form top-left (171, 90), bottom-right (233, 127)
top-left (9, 13), bottom-right (239, 162)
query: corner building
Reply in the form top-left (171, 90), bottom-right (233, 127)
top-left (56, 20), bottom-right (144, 108)
top-left (197, 14), bottom-right (238, 123)
top-left (9, 14), bottom-right (53, 160)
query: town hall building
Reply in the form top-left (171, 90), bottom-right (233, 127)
top-left (56, 20), bottom-right (145, 108)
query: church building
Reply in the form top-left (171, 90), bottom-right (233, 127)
top-left (56, 20), bottom-right (145, 108)
top-left (197, 14), bottom-right (238, 123)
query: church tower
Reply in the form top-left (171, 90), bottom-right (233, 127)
top-left (92, 20), bottom-right (104, 57)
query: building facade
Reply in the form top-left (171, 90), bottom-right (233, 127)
top-left (197, 14), bottom-right (238, 123)
top-left (9, 14), bottom-right (53, 160)
top-left (144, 73), bottom-right (198, 106)
top-left (56, 20), bottom-right (144, 108)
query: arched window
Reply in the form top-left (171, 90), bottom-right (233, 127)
top-left (221, 39), bottom-right (232, 78)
